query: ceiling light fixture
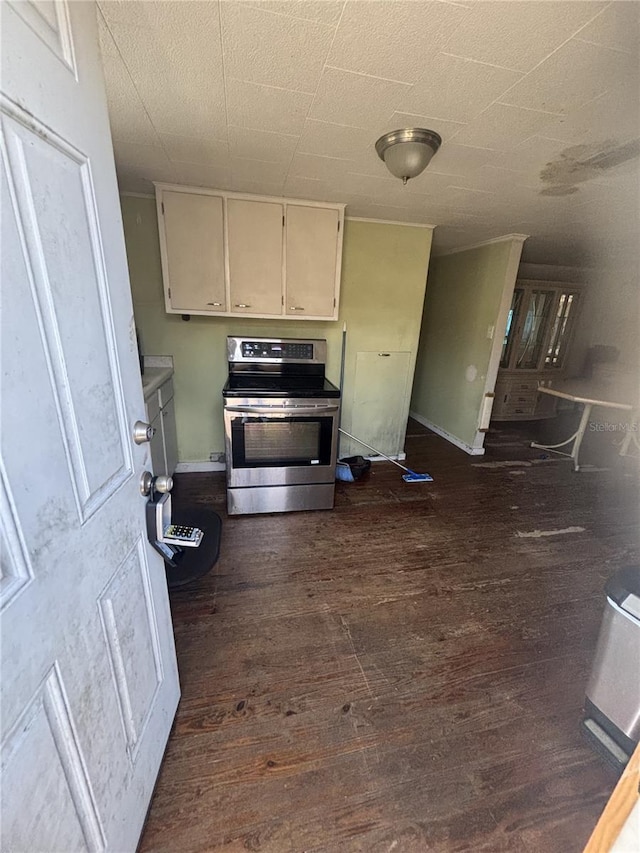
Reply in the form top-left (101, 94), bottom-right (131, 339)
top-left (375, 128), bottom-right (442, 184)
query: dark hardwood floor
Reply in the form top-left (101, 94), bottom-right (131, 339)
top-left (139, 418), bottom-right (639, 853)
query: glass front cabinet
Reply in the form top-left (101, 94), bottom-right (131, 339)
top-left (492, 280), bottom-right (583, 420)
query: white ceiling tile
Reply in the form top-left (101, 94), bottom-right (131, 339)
top-left (399, 54), bottom-right (522, 123)
top-left (288, 152), bottom-right (353, 181)
top-left (283, 176), bottom-right (345, 202)
top-left (488, 136), bottom-right (578, 176)
top-left (443, 1), bottom-right (606, 73)
top-left (327, 0), bottom-right (469, 83)
top-left (99, 1), bottom-right (638, 259)
top-left (575, 2), bottom-right (640, 53)
top-left (424, 143), bottom-right (500, 176)
top-left (393, 168), bottom-right (468, 197)
top-left (499, 38), bottom-right (638, 115)
top-left (221, 3), bottom-right (334, 93)
top-left (339, 171), bottom-right (418, 206)
top-left (228, 126), bottom-right (299, 164)
top-left (451, 103), bottom-right (560, 150)
top-left (242, 1), bottom-right (345, 27)
top-left (98, 0), bottom-right (154, 29)
top-left (104, 2), bottom-right (226, 138)
top-left (97, 9), bottom-right (119, 58)
top-left (298, 119), bottom-right (370, 160)
top-left (231, 157), bottom-right (289, 184)
top-left (309, 68), bottom-right (411, 128)
top-left (116, 161), bottom-right (177, 186)
top-left (100, 54), bottom-right (160, 146)
top-left (113, 141), bottom-right (171, 170)
top-left (160, 134), bottom-right (229, 167)
top-left (227, 178), bottom-right (286, 196)
top-left (226, 78), bottom-right (313, 135)
top-left (377, 112), bottom-right (466, 143)
top-left (540, 83), bottom-right (640, 146)
top-left (172, 163), bottom-right (233, 190)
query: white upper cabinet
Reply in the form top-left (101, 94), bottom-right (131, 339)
top-left (154, 184), bottom-right (345, 320)
top-left (227, 198), bottom-right (283, 316)
top-left (285, 205), bottom-right (341, 318)
top-left (158, 190), bottom-right (226, 312)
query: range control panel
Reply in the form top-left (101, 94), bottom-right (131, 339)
top-left (228, 336), bottom-right (327, 365)
top-left (241, 341), bottom-right (314, 360)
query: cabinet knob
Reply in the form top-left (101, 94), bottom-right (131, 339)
top-left (207, 301), bottom-right (222, 307)
top-left (234, 303), bottom-right (251, 308)
top-left (289, 306), bottom-right (305, 311)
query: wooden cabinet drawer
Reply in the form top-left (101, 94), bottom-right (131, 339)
top-left (509, 390), bottom-right (537, 405)
top-left (510, 380), bottom-right (538, 392)
top-left (503, 400), bottom-right (536, 416)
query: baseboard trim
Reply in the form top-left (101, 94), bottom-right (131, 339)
top-left (174, 461), bottom-right (226, 473)
top-left (409, 411), bottom-right (485, 456)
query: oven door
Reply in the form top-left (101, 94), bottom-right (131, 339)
top-left (223, 398), bottom-right (340, 487)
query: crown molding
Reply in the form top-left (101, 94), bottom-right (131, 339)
top-left (435, 233), bottom-right (529, 256)
top-left (346, 216), bottom-right (435, 230)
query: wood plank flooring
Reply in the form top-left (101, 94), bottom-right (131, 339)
top-left (139, 419), bottom-right (639, 853)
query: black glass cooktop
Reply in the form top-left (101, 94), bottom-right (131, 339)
top-left (223, 374), bottom-right (340, 398)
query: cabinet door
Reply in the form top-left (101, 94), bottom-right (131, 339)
top-left (161, 397), bottom-right (178, 476)
top-left (349, 351), bottom-right (412, 457)
top-left (512, 289), bottom-right (555, 370)
top-left (544, 290), bottom-right (580, 370)
top-left (285, 205), bottom-right (339, 318)
top-left (160, 191), bottom-right (226, 312)
top-left (149, 412), bottom-right (166, 476)
top-left (227, 198), bottom-right (283, 315)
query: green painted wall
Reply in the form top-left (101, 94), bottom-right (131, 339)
top-left (410, 242), bottom-right (514, 449)
top-left (122, 196), bottom-right (432, 461)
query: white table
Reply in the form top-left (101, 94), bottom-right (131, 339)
top-left (532, 381), bottom-right (637, 471)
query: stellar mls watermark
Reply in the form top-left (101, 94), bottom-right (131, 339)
top-left (589, 421), bottom-right (639, 432)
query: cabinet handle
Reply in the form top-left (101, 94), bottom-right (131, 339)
top-left (207, 301), bottom-right (222, 307)
top-left (234, 303), bottom-right (251, 308)
top-left (289, 306), bottom-right (305, 311)
top-left (378, 352), bottom-right (391, 357)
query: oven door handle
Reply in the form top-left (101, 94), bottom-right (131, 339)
top-left (225, 404), bottom-right (339, 415)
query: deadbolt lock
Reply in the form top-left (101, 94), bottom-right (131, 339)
top-left (133, 420), bottom-right (156, 444)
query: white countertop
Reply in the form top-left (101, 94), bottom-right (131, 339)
top-left (141, 356), bottom-right (173, 400)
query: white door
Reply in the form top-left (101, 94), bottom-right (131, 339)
top-left (0, 3), bottom-right (180, 851)
top-left (349, 351), bottom-right (413, 457)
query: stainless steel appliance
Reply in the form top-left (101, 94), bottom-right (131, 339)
top-left (223, 337), bottom-right (341, 515)
top-left (582, 566), bottom-right (640, 771)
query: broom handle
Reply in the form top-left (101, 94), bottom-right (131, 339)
top-left (338, 428), bottom-right (411, 474)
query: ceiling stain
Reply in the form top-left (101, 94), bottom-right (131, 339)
top-left (539, 139), bottom-right (640, 196)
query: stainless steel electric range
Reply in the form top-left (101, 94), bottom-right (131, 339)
top-left (222, 337), bottom-right (341, 516)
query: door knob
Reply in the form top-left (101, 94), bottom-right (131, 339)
top-left (133, 420), bottom-right (156, 444)
top-left (140, 471), bottom-right (173, 497)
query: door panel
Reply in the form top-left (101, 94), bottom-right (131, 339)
top-left (227, 198), bottom-right (283, 315)
top-left (0, 3), bottom-right (180, 851)
top-left (350, 351), bottom-right (412, 457)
